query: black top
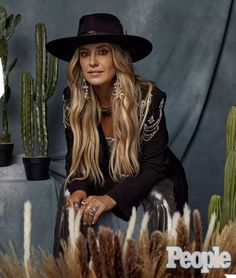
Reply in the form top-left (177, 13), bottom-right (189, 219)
top-left (64, 84), bottom-right (188, 221)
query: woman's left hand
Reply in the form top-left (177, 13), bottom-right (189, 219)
top-left (79, 195), bottom-right (117, 225)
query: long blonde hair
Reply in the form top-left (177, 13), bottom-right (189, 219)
top-left (65, 44), bottom-right (153, 185)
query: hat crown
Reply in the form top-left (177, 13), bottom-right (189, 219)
top-left (78, 13), bottom-right (124, 36)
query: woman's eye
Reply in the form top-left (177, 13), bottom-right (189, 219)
top-left (98, 49), bottom-right (109, 55)
top-left (80, 51), bottom-right (88, 57)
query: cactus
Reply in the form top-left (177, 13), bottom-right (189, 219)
top-left (21, 23), bottom-right (58, 157)
top-left (0, 7), bottom-right (21, 143)
top-left (221, 106), bottom-right (236, 227)
top-left (21, 72), bottom-right (34, 157)
top-left (208, 106), bottom-right (236, 230)
top-left (226, 105), bottom-right (236, 157)
top-left (208, 195), bottom-right (221, 224)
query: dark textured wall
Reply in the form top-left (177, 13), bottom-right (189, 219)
top-left (1, 0), bottom-right (236, 232)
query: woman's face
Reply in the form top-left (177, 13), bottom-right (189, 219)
top-left (79, 42), bottom-right (116, 88)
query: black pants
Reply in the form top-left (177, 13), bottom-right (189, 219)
top-left (142, 178), bottom-right (177, 233)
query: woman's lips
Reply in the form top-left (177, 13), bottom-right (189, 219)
top-left (88, 71), bottom-right (103, 76)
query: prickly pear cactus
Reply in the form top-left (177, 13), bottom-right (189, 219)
top-left (0, 7), bottom-right (21, 143)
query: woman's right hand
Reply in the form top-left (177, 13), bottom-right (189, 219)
top-left (66, 190), bottom-right (87, 210)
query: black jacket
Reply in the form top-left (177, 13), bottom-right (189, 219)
top-left (64, 84), bottom-right (188, 221)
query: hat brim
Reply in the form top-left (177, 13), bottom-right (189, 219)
top-left (46, 34), bottom-right (152, 63)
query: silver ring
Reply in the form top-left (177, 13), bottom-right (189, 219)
top-left (81, 200), bottom-right (87, 206)
top-left (88, 206), bottom-right (98, 217)
top-left (88, 210), bottom-right (96, 217)
top-left (72, 201), bottom-right (80, 209)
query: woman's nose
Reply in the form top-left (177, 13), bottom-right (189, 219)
top-left (89, 53), bottom-right (99, 67)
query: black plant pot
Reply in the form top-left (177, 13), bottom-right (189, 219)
top-left (0, 143), bottom-right (14, 167)
top-left (23, 157), bottom-right (51, 181)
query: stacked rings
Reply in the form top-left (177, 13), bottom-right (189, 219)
top-left (72, 201), bottom-right (80, 209)
top-left (88, 206), bottom-right (98, 217)
top-left (81, 200), bottom-right (87, 206)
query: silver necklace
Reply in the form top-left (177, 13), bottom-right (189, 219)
top-left (101, 106), bottom-right (112, 114)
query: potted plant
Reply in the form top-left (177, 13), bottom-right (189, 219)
top-left (21, 23), bottom-right (58, 180)
top-left (0, 7), bottom-right (21, 166)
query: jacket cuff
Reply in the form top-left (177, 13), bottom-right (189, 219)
top-left (67, 179), bottom-right (91, 196)
top-left (106, 191), bottom-right (135, 221)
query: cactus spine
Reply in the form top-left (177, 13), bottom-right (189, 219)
top-left (208, 105), bottom-right (236, 229)
top-left (21, 23), bottom-right (58, 157)
top-left (0, 7), bottom-right (21, 143)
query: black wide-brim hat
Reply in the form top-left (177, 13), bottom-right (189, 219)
top-left (46, 13), bottom-right (153, 63)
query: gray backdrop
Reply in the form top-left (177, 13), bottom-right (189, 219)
top-left (1, 0), bottom-right (236, 235)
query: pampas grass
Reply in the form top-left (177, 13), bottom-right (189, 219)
top-left (124, 238), bottom-right (143, 278)
top-left (114, 233), bottom-right (124, 278)
top-left (203, 212), bottom-right (216, 251)
top-left (0, 205), bottom-right (236, 277)
top-left (87, 227), bottom-right (103, 278)
top-left (137, 212), bottom-right (151, 277)
top-left (192, 210), bottom-right (203, 278)
top-left (97, 227), bottom-right (114, 277)
top-left (150, 230), bottom-right (168, 277)
top-left (125, 207), bottom-right (137, 243)
top-left (23, 201), bottom-right (31, 278)
top-left (193, 209), bottom-right (203, 252)
top-left (170, 211), bottom-right (181, 239)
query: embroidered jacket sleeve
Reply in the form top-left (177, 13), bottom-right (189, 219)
top-left (107, 87), bottom-right (169, 220)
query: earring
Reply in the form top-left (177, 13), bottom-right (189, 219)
top-left (113, 78), bottom-right (124, 100)
top-left (82, 78), bottom-right (89, 99)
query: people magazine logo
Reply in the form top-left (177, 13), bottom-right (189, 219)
top-left (166, 246), bottom-right (235, 276)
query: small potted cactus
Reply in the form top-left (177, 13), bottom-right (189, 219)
top-left (21, 23), bottom-right (58, 180)
top-left (0, 7), bottom-right (21, 166)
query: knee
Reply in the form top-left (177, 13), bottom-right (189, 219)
top-left (142, 179), bottom-right (177, 232)
top-left (143, 193), bottom-right (171, 232)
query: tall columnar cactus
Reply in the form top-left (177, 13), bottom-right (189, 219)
top-left (226, 106), bottom-right (236, 157)
top-left (0, 7), bottom-right (21, 143)
top-left (221, 106), bottom-right (236, 227)
top-left (208, 106), bottom-right (236, 229)
top-left (21, 72), bottom-right (34, 157)
top-left (21, 23), bottom-right (58, 157)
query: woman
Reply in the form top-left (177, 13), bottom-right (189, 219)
top-left (47, 13), bottom-right (188, 255)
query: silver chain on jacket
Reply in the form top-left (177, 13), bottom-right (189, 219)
top-left (139, 92), bottom-right (165, 142)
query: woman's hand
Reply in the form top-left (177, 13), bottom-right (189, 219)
top-left (79, 195), bottom-right (117, 225)
top-left (66, 190), bottom-right (87, 211)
